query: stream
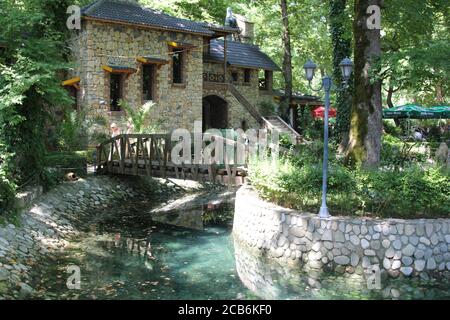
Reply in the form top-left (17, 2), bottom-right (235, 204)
top-left (28, 196), bottom-right (450, 300)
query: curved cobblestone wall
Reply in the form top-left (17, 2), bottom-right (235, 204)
top-left (233, 186), bottom-right (450, 278)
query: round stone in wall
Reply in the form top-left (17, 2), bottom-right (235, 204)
top-left (393, 240), bottom-right (402, 250)
top-left (391, 260), bottom-right (401, 270)
top-left (383, 258), bottom-right (391, 269)
top-left (400, 267), bottom-right (413, 276)
top-left (402, 244), bottom-right (415, 257)
top-left (401, 256), bottom-right (413, 266)
top-left (385, 248), bottom-right (395, 259)
top-left (334, 256), bottom-right (350, 265)
top-left (361, 239), bottom-right (370, 249)
top-left (414, 259), bottom-right (426, 272)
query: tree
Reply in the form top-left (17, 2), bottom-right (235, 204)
top-left (0, 0), bottom-right (75, 210)
top-left (280, 0), bottom-right (293, 119)
top-left (329, 0), bottom-right (353, 143)
top-left (378, 0), bottom-right (449, 106)
top-left (345, 0), bottom-right (382, 167)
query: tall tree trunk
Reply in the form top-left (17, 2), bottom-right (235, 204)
top-left (280, 0), bottom-right (293, 120)
top-left (346, 0), bottom-right (383, 167)
top-left (329, 0), bottom-right (353, 145)
top-left (386, 84), bottom-right (394, 108)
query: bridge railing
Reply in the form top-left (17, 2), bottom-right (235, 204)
top-left (96, 133), bottom-right (254, 185)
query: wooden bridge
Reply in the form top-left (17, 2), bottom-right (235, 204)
top-left (95, 134), bottom-right (252, 185)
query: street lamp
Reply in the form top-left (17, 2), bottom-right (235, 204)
top-left (303, 58), bottom-right (353, 218)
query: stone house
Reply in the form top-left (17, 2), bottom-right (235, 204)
top-left (65, 0), bottom-right (287, 135)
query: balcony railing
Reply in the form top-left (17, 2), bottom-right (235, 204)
top-left (203, 72), bottom-right (225, 83)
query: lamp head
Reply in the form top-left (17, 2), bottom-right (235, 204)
top-left (339, 57), bottom-right (353, 83)
top-left (304, 59), bottom-right (317, 82)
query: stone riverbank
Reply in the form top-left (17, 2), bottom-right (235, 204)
top-left (233, 186), bottom-right (450, 279)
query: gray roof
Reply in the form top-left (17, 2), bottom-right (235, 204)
top-left (82, 0), bottom-right (237, 36)
top-left (273, 89), bottom-right (321, 102)
top-left (206, 40), bottom-right (281, 71)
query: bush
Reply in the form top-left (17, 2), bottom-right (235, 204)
top-left (258, 100), bottom-right (277, 116)
top-left (75, 149), bottom-right (97, 164)
top-left (41, 152), bottom-right (87, 187)
top-left (55, 110), bottom-right (88, 151)
top-left (381, 134), bottom-right (430, 168)
top-left (248, 156), bottom-right (449, 219)
top-left (0, 175), bottom-right (16, 214)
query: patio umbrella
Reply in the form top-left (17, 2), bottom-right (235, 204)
top-left (429, 106), bottom-right (450, 119)
top-left (383, 104), bottom-right (437, 119)
top-left (312, 106), bottom-right (337, 119)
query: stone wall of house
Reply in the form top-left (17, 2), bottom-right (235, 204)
top-left (203, 62), bottom-right (276, 130)
top-left (71, 20), bottom-right (204, 133)
top-left (233, 185), bottom-right (450, 278)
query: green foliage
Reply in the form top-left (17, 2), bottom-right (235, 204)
top-left (249, 154), bottom-right (449, 218)
top-left (203, 206), bottom-right (234, 225)
top-left (40, 168), bottom-right (63, 191)
top-left (258, 100), bottom-right (277, 117)
top-left (75, 149), bottom-right (97, 164)
top-left (41, 152), bottom-right (87, 190)
top-left (379, 0), bottom-right (450, 105)
top-left (329, 0), bottom-right (353, 141)
top-left (0, 0), bottom-right (75, 212)
top-left (56, 110), bottom-right (88, 151)
top-left (44, 152), bottom-right (87, 171)
top-left (119, 100), bottom-right (161, 133)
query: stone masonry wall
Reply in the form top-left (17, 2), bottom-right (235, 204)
top-left (233, 186), bottom-right (450, 278)
top-left (203, 62), bottom-right (275, 130)
top-left (71, 20), bottom-right (204, 132)
top-left (0, 176), bottom-right (164, 298)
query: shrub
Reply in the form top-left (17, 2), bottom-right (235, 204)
top-left (381, 134), bottom-right (430, 168)
top-left (0, 175), bottom-right (16, 214)
top-left (119, 100), bottom-right (161, 133)
top-left (55, 110), bottom-right (88, 152)
top-left (258, 100), bottom-right (277, 116)
top-left (43, 152), bottom-right (87, 185)
top-left (75, 149), bottom-right (97, 164)
top-left (248, 156), bottom-right (449, 219)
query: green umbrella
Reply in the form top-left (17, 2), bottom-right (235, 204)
top-left (383, 104), bottom-right (438, 119)
top-left (429, 106), bottom-right (450, 119)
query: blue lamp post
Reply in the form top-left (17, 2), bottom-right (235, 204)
top-left (303, 58), bottom-right (353, 218)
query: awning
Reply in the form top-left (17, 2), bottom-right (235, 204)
top-left (102, 65), bottom-right (137, 74)
top-left (62, 77), bottom-right (81, 89)
top-left (137, 56), bottom-right (169, 65)
top-left (167, 41), bottom-right (196, 50)
top-left (429, 106), bottom-right (450, 119)
top-left (312, 106), bottom-right (337, 119)
top-left (383, 104), bottom-right (439, 119)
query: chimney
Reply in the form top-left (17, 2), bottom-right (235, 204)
top-left (235, 14), bottom-right (254, 44)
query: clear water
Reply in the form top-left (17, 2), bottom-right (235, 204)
top-left (29, 204), bottom-right (450, 300)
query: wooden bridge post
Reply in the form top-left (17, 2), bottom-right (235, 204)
top-left (120, 136), bottom-right (125, 174)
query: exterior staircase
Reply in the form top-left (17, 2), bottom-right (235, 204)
top-left (262, 116), bottom-right (303, 145)
top-left (228, 84), bottom-right (302, 145)
top-left (228, 84), bottom-right (263, 123)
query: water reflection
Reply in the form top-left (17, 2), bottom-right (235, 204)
top-left (233, 238), bottom-right (450, 300)
top-left (29, 220), bottom-right (450, 300)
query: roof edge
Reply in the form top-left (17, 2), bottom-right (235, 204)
top-left (82, 16), bottom-right (214, 36)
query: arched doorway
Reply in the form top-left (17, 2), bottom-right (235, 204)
top-left (202, 95), bottom-right (228, 131)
